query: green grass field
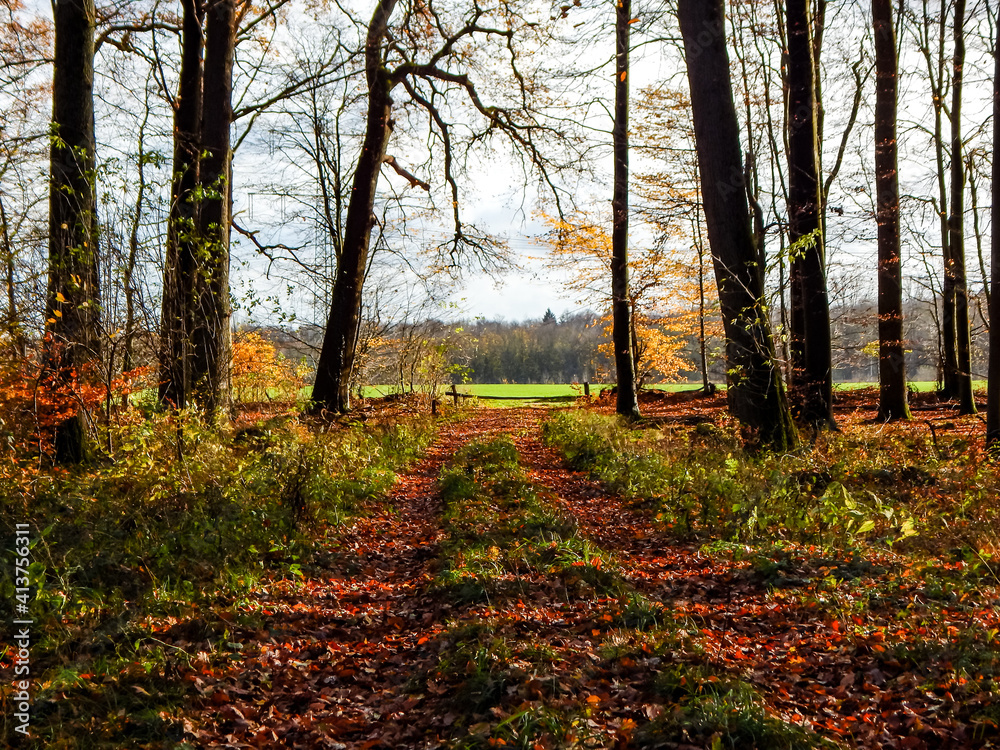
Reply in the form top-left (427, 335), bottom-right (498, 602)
top-left (359, 383), bottom-right (704, 400)
top-left (454, 383), bottom-right (608, 398)
top-left (831, 380), bottom-right (986, 392)
top-left (358, 381), bottom-right (988, 401)
top-left (290, 380), bottom-right (987, 406)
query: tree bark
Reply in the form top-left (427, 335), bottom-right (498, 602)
top-left (678, 0), bottom-right (796, 451)
top-left (193, 0), bottom-right (236, 418)
top-left (311, 0), bottom-right (397, 413)
top-left (159, 0), bottom-right (203, 409)
top-left (786, 0), bottom-right (834, 428)
top-left (612, 0), bottom-right (639, 418)
top-left (45, 0), bottom-right (101, 463)
top-left (873, 0), bottom-right (909, 421)
top-left (987, 15), bottom-right (1000, 447)
top-left (945, 0), bottom-right (975, 414)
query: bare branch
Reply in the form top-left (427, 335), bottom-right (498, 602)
top-left (382, 155), bottom-right (430, 190)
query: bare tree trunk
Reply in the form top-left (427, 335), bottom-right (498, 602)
top-left (311, 0), bottom-right (397, 414)
top-left (786, 0), bottom-right (834, 428)
top-left (695, 209), bottom-right (710, 391)
top-left (968, 157), bottom-right (990, 313)
top-left (159, 0), bottom-right (203, 409)
top-left (679, 0), bottom-right (796, 451)
top-left (926, 0), bottom-right (957, 397)
top-left (946, 0), bottom-right (975, 414)
top-left (193, 0), bottom-right (236, 418)
top-left (612, 0), bottom-right (639, 418)
top-left (122, 99), bottom-right (152, 410)
top-left (46, 0), bottom-right (102, 464)
top-left (873, 0), bottom-right (909, 421)
top-left (987, 15), bottom-right (1000, 447)
top-left (0, 194), bottom-right (25, 357)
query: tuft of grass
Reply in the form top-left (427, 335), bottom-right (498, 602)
top-left (436, 622), bottom-right (515, 714)
top-left (635, 663), bottom-right (838, 749)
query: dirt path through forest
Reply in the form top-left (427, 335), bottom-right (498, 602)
top-left (179, 407), bottom-right (994, 749)
top-left (182, 408), bottom-right (588, 747)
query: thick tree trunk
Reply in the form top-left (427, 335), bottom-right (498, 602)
top-left (987, 17), bottom-right (1000, 446)
top-left (311, 0), bottom-right (398, 413)
top-left (678, 0), bottom-right (796, 451)
top-left (159, 0), bottom-right (203, 409)
top-left (873, 0), bottom-right (909, 421)
top-left (46, 0), bottom-right (101, 463)
top-left (946, 0), bottom-right (975, 414)
top-left (786, 0), bottom-right (834, 428)
top-left (193, 0), bottom-right (236, 418)
top-left (612, 0), bottom-right (639, 418)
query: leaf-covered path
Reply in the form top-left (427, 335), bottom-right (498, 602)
top-left (179, 407), bottom-right (1000, 749)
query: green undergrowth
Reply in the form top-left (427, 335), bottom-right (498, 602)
top-left (541, 410), bottom-right (1000, 561)
top-left (0, 409), bottom-right (434, 748)
top-left (436, 435), bottom-right (626, 603)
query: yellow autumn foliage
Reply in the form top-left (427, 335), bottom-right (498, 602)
top-left (541, 213), bottom-right (719, 386)
top-left (231, 331), bottom-right (307, 402)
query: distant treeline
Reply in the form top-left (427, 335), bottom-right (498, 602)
top-left (274, 298), bottom-right (983, 390)
top-left (460, 312), bottom-right (613, 384)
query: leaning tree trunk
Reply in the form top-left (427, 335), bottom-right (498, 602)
top-left (159, 0), bottom-right (203, 409)
top-left (946, 0), bottom-right (975, 414)
top-left (786, 0), bottom-right (835, 428)
top-left (311, 0), bottom-right (398, 414)
top-left (678, 0), bottom-right (796, 451)
top-left (45, 0), bottom-right (101, 464)
top-left (873, 0), bottom-right (910, 421)
top-left (987, 16), bottom-right (1000, 447)
top-left (192, 0), bottom-right (236, 418)
top-left (612, 0), bottom-right (639, 418)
